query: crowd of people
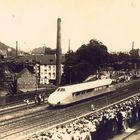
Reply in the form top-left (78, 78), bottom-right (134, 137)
top-left (23, 94), bottom-right (45, 109)
top-left (28, 93), bottom-right (140, 140)
top-left (34, 94), bottom-right (45, 105)
top-left (111, 70), bottom-right (140, 83)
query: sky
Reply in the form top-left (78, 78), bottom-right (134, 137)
top-left (0, 0), bottom-right (140, 53)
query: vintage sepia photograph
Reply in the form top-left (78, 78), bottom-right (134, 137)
top-left (0, 0), bottom-right (140, 139)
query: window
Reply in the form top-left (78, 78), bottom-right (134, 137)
top-left (102, 86), bottom-right (106, 89)
top-left (53, 73), bottom-right (55, 78)
top-left (44, 69), bottom-right (47, 74)
top-left (75, 92), bottom-right (80, 96)
top-left (53, 65), bottom-right (55, 71)
top-left (61, 88), bottom-right (65, 91)
top-left (95, 88), bottom-right (99, 91)
top-left (49, 73), bottom-right (51, 78)
top-left (82, 91), bottom-right (87, 94)
top-left (49, 66), bottom-right (51, 71)
top-left (72, 88), bottom-right (94, 96)
top-left (72, 91), bottom-right (81, 96)
top-left (87, 88), bottom-right (94, 93)
top-left (57, 88), bottom-right (65, 92)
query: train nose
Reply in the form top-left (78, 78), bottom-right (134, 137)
top-left (48, 96), bottom-right (55, 105)
top-left (48, 95), bottom-right (60, 106)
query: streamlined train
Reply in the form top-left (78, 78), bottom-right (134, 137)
top-left (48, 78), bottom-right (114, 106)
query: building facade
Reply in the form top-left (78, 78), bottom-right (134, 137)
top-left (35, 55), bottom-right (64, 85)
top-left (40, 64), bottom-right (63, 85)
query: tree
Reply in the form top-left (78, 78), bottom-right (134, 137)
top-left (76, 39), bottom-right (109, 71)
top-left (61, 39), bottom-right (109, 84)
top-left (129, 49), bottom-right (140, 59)
top-left (61, 50), bottom-right (79, 84)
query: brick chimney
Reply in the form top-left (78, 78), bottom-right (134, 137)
top-left (56, 18), bottom-right (62, 86)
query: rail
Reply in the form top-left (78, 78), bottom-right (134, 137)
top-left (22, 92), bottom-right (140, 140)
top-left (122, 126), bottom-right (140, 140)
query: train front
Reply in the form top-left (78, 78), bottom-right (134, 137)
top-left (47, 87), bottom-right (69, 106)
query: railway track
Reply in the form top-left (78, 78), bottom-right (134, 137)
top-left (0, 100), bottom-right (93, 139)
top-left (0, 103), bottom-right (32, 116)
top-left (1, 80), bottom-right (140, 139)
top-left (122, 126), bottom-right (140, 140)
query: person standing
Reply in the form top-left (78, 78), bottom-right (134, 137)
top-left (116, 110), bottom-right (123, 134)
top-left (91, 104), bottom-right (95, 111)
top-left (24, 99), bottom-right (29, 109)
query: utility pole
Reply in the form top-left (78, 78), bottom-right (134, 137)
top-left (68, 40), bottom-right (72, 84)
top-left (132, 41), bottom-right (134, 50)
top-left (68, 40), bottom-right (70, 53)
top-left (16, 41), bottom-right (18, 57)
top-left (56, 18), bottom-right (62, 86)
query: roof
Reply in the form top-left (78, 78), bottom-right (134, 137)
top-left (16, 68), bottom-right (35, 78)
top-left (35, 55), bottom-right (65, 65)
top-left (35, 55), bottom-right (56, 65)
top-left (20, 87), bottom-right (46, 92)
top-left (14, 54), bottom-right (65, 65)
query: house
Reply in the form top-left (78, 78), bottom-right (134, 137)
top-left (0, 49), bottom-right (7, 58)
top-left (35, 55), bottom-right (64, 85)
top-left (16, 68), bottom-right (37, 92)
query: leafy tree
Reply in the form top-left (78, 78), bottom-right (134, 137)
top-left (108, 53), bottom-right (119, 64)
top-left (62, 39), bottom-right (109, 84)
top-left (129, 49), bottom-right (140, 59)
top-left (61, 50), bottom-right (79, 84)
top-left (117, 52), bottom-right (128, 61)
top-left (108, 51), bottom-right (134, 70)
top-left (76, 39), bottom-right (109, 72)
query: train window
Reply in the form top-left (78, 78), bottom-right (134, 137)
top-left (87, 88), bottom-right (94, 93)
top-left (57, 88), bottom-right (65, 92)
top-left (95, 88), bottom-right (99, 91)
top-left (57, 88), bottom-right (60, 91)
top-left (72, 88), bottom-right (95, 96)
top-left (76, 92), bottom-right (80, 96)
top-left (72, 92), bottom-right (80, 96)
top-left (60, 88), bottom-right (65, 91)
top-left (82, 91), bottom-right (86, 94)
top-left (86, 89), bottom-right (89, 92)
